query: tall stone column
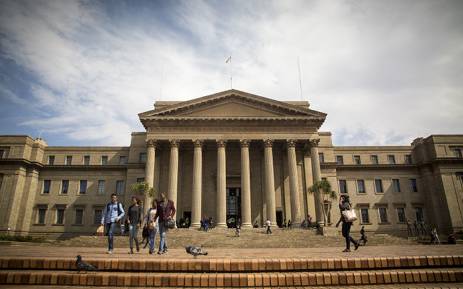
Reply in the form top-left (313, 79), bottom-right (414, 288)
top-left (145, 139), bottom-right (156, 211)
top-left (216, 140), bottom-right (227, 228)
top-left (309, 138), bottom-right (323, 225)
top-left (168, 139), bottom-right (179, 220)
top-left (191, 140), bottom-right (203, 228)
top-left (240, 139), bottom-right (252, 227)
top-left (287, 139), bottom-right (302, 225)
top-left (264, 139), bottom-right (277, 225)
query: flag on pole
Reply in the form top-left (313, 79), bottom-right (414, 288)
top-left (225, 56), bottom-right (231, 63)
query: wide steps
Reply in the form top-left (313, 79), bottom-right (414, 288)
top-left (1, 255), bottom-right (462, 287)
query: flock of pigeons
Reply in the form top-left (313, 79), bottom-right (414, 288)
top-left (76, 245), bottom-right (208, 272)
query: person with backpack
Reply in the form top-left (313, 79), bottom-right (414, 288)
top-left (155, 192), bottom-right (176, 255)
top-left (127, 196), bottom-right (142, 254)
top-left (336, 194), bottom-right (359, 252)
top-left (144, 199), bottom-right (158, 254)
top-left (101, 193), bottom-right (125, 254)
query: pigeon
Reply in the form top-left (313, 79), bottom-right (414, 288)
top-left (76, 255), bottom-right (98, 272)
top-left (185, 245), bottom-right (208, 258)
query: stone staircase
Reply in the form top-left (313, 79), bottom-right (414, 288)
top-left (1, 255), bottom-right (462, 287)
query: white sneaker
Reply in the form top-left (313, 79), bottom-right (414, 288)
top-left (107, 250), bottom-right (113, 254)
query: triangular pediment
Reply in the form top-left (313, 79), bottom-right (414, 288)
top-left (139, 89), bottom-right (326, 119)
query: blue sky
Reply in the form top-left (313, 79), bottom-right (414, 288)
top-left (1, 0), bottom-right (462, 146)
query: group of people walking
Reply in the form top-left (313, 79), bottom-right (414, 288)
top-left (100, 192), bottom-right (176, 255)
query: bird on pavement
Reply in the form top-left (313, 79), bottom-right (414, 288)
top-left (76, 255), bottom-right (97, 272)
top-left (185, 245), bottom-right (208, 258)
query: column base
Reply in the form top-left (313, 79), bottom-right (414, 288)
top-left (190, 223), bottom-right (201, 228)
top-left (241, 223), bottom-right (252, 228)
top-left (215, 223), bottom-right (227, 228)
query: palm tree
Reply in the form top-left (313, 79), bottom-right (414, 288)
top-left (308, 179), bottom-right (337, 226)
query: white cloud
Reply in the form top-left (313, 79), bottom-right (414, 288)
top-left (0, 0), bottom-right (462, 145)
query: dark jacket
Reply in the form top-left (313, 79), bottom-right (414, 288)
top-left (155, 200), bottom-right (176, 222)
top-left (127, 204), bottom-right (142, 225)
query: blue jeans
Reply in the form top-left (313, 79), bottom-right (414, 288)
top-left (105, 222), bottom-right (117, 251)
top-left (148, 228), bottom-right (157, 253)
top-left (128, 224), bottom-right (139, 250)
top-left (158, 221), bottom-right (168, 252)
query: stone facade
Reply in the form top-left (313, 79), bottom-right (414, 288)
top-left (0, 89), bottom-right (462, 236)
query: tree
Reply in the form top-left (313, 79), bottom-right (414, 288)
top-left (131, 182), bottom-right (155, 209)
top-left (308, 179), bottom-right (337, 226)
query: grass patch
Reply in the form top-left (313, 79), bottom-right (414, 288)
top-left (0, 234), bottom-right (46, 243)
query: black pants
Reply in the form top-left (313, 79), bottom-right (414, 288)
top-left (341, 222), bottom-right (357, 250)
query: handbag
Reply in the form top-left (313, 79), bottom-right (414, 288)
top-left (96, 225), bottom-right (104, 237)
top-left (166, 218), bottom-right (176, 229)
top-left (342, 209), bottom-right (358, 222)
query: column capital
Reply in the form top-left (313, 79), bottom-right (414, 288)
top-left (308, 138), bottom-right (320, 148)
top-left (169, 139), bottom-right (180, 148)
top-left (287, 139), bottom-right (298, 148)
top-left (146, 139), bottom-right (157, 148)
top-left (192, 139), bottom-right (203, 147)
top-left (216, 139), bottom-right (227, 148)
top-left (263, 139), bottom-right (274, 148)
top-left (240, 139), bottom-right (250, 148)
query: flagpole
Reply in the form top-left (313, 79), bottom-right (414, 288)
top-left (226, 56), bottom-right (232, 89)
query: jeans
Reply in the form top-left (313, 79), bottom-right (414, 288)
top-left (105, 222), bottom-right (117, 251)
top-left (148, 228), bottom-right (157, 253)
top-left (341, 222), bottom-right (357, 250)
top-left (129, 224), bottom-right (139, 251)
top-left (158, 221), bottom-right (168, 252)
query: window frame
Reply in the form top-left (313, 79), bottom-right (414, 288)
top-left (101, 155), bottom-right (108, 165)
top-left (370, 155), bottom-right (379, 164)
top-left (42, 180), bottom-right (51, 194)
top-left (83, 155), bottom-right (90, 166)
top-left (55, 207), bottom-right (65, 225)
top-left (353, 155), bottom-right (361, 165)
top-left (356, 179), bottom-right (366, 194)
top-left (359, 207), bottom-right (370, 224)
top-left (339, 179), bottom-right (348, 194)
top-left (61, 180), bottom-right (69, 194)
top-left (396, 207), bottom-right (406, 223)
top-left (387, 154), bottom-right (396, 164)
top-left (378, 207), bottom-right (389, 224)
top-left (318, 152), bottom-right (325, 164)
top-left (374, 179), bottom-right (384, 193)
top-left (392, 179), bottom-right (401, 192)
top-left (65, 155), bottom-right (73, 166)
top-left (79, 180), bottom-right (88, 194)
top-left (74, 208), bottom-right (84, 225)
top-left (48, 155), bottom-right (55, 165)
top-left (115, 180), bottom-right (125, 195)
top-left (336, 155), bottom-right (344, 165)
top-left (410, 178), bottom-right (418, 192)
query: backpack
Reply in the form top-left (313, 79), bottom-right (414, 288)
top-left (106, 202), bottom-right (123, 222)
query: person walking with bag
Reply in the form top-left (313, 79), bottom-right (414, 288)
top-left (144, 199), bottom-right (158, 254)
top-left (155, 192), bottom-right (176, 255)
top-left (100, 193), bottom-right (125, 254)
top-left (127, 196), bottom-right (142, 254)
top-left (336, 194), bottom-right (359, 252)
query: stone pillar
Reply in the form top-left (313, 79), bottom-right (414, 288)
top-left (264, 139), bottom-right (277, 225)
top-left (309, 138), bottom-right (324, 225)
top-left (145, 139), bottom-right (156, 211)
top-left (287, 139), bottom-right (302, 225)
top-left (191, 139), bottom-right (203, 228)
top-left (168, 139), bottom-right (179, 220)
top-left (240, 139), bottom-right (252, 227)
top-left (216, 140), bottom-right (227, 228)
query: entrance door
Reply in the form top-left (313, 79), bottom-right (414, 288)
top-left (226, 188), bottom-right (241, 228)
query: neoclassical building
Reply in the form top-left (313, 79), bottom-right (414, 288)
top-left (0, 89), bottom-right (462, 236)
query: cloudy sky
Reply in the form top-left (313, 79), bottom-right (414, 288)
top-left (0, 0), bottom-right (462, 146)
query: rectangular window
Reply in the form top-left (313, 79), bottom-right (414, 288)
top-left (396, 207), bottom-right (406, 223)
top-left (336, 155), bottom-right (344, 165)
top-left (452, 147), bottom-right (463, 158)
top-left (318, 153), bottom-right (325, 163)
top-left (139, 153), bottom-right (147, 163)
top-left (43, 180), bottom-right (51, 194)
top-left (415, 207), bottom-right (424, 222)
top-left (405, 154), bottom-right (412, 164)
top-left (79, 180), bottom-right (87, 194)
top-left (357, 179), bottom-right (366, 193)
top-left (101, 155), bottom-right (108, 165)
top-left (119, 156), bottom-right (127, 165)
top-left (136, 177), bottom-right (145, 183)
top-left (94, 209), bottom-right (103, 225)
top-left (75, 208), bottom-right (84, 225)
top-left (97, 180), bottom-right (105, 194)
top-left (116, 180), bottom-right (125, 194)
top-left (48, 155), bottom-right (55, 165)
top-left (0, 149), bottom-right (4, 159)
top-left (392, 179), bottom-right (401, 192)
top-left (371, 155), bottom-right (379, 164)
top-left (360, 208), bottom-right (369, 224)
top-left (61, 180), bottom-right (69, 194)
top-left (354, 155), bottom-right (361, 165)
top-left (410, 179), bottom-right (418, 192)
top-left (37, 207), bottom-right (47, 224)
top-left (83, 155), bottom-right (90, 165)
top-left (378, 207), bottom-right (388, 223)
top-left (388, 155), bottom-right (396, 164)
top-left (375, 179), bottom-right (383, 193)
top-left (65, 155), bottom-right (72, 165)
top-left (339, 179), bottom-right (348, 194)
top-left (56, 208), bottom-right (65, 225)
